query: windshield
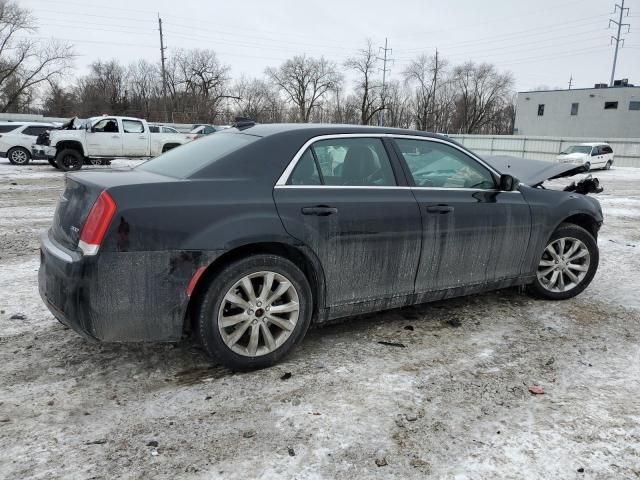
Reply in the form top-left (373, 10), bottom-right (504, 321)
top-left (137, 132), bottom-right (258, 178)
top-left (561, 145), bottom-right (592, 155)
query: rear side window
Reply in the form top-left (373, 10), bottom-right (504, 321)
top-left (0, 124), bottom-right (22, 133)
top-left (23, 126), bottom-right (49, 136)
top-left (289, 149), bottom-right (321, 185)
top-left (123, 120), bottom-right (144, 133)
top-left (137, 132), bottom-right (258, 178)
top-left (601, 145), bottom-right (613, 154)
top-left (148, 125), bottom-right (159, 133)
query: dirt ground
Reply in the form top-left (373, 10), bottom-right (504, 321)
top-left (0, 159), bottom-right (639, 480)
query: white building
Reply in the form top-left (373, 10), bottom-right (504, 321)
top-left (514, 83), bottom-right (640, 138)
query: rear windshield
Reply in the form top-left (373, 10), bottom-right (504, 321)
top-left (0, 124), bottom-right (22, 133)
top-left (137, 132), bottom-right (258, 178)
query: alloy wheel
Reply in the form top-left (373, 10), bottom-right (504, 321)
top-left (537, 237), bottom-right (590, 292)
top-left (217, 271), bottom-right (300, 357)
top-left (11, 149), bottom-right (28, 164)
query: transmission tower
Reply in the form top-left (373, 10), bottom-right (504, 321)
top-left (609, 0), bottom-right (631, 86)
top-left (377, 38), bottom-right (392, 127)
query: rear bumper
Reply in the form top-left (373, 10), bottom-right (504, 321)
top-left (38, 229), bottom-right (222, 342)
top-left (38, 230), bottom-right (97, 340)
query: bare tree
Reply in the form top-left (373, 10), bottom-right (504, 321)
top-left (451, 61), bottom-right (514, 134)
top-left (266, 55), bottom-right (342, 122)
top-left (344, 39), bottom-right (383, 125)
top-left (403, 52), bottom-right (447, 131)
top-left (0, 0), bottom-right (74, 112)
top-left (128, 59), bottom-right (161, 120)
top-left (231, 76), bottom-right (282, 122)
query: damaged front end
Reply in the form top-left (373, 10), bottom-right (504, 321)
top-left (483, 155), bottom-right (603, 195)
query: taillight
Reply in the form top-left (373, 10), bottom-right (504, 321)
top-left (78, 191), bottom-right (116, 256)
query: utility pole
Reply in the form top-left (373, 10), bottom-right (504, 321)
top-left (431, 49), bottom-right (439, 130)
top-left (609, 0), bottom-right (630, 87)
top-left (568, 74), bottom-right (573, 90)
top-left (158, 14), bottom-right (169, 122)
top-left (377, 38), bottom-right (392, 126)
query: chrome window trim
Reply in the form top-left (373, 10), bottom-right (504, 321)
top-left (274, 184), bottom-right (521, 193)
top-left (275, 133), bottom-right (504, 187)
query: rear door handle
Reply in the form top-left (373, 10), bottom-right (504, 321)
top-left (112, 135), bottom-right (120, 139)
top-left (301, 206), bottom-right (338, 216)
top-left (426, 204), bottom-right (454, 214)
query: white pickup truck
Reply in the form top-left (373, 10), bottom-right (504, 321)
top-left (32, 116), bottom-right (192, 171)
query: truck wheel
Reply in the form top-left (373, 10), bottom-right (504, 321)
top-left (7, 147), bottom-right (31, 165)
top-left (55, 149), bottom-right (83, 171)
top-left (48, 159), bottom-right (60, 169)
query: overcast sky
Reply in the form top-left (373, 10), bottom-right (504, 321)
top-left (18, 0), bottom-right (640, 92)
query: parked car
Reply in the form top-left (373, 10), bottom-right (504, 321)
top-left (557, 143), bottom-right (614, 170)
top-left (0, 122), bottom-right (56, 165)
top-left (39, 124), bottom-right (603, 369)
top-left (149, 124), bottom-right (181, 134)
top-left (187, 124), bottom-right (229, 140)
top-left (32, 116), bottom-right (193, 171)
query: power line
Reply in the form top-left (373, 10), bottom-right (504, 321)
top-left (609, 0), bottom-right (631, 86)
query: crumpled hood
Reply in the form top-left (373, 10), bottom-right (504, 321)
top-left (483, 155), bottom-right (587, 187)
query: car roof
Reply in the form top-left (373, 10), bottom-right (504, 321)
top-left (0, 121), bottom-right (52, 126)
top-left (228, 123), bottom-right (446, 140)
top-left (574, 142), bottom-right (610, 147)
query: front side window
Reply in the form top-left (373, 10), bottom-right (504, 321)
top-left (122, 120), bottom-right (144, 133)
top-left (395, 138), bottom-right (495, 190)
top-left (148, 125), bottom-right (159, 133)
top-left (92, 118), bottom-right (119, 133)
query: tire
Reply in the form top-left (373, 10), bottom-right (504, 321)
top-left (605, 160), bottom-right (612, 170)
top-left (7, 147), bottom-right (31, 165)
top-left (584, 162), bottom-right (591, 171)
top-left (197, 254), bottom-right (312, 370)
top-left (528, 223), bottom-right (599, 300)
top-left (55, 149), bottom-right (83, 171)
top-left (48, 159), bottom-right (60, 169)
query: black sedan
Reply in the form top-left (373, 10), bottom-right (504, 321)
top-left (39, 124), bottom-right (603, 369)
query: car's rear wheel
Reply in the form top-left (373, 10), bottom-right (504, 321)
top-left (7, 147), bottom-right (31, 165)
top-left (197, 254), bottom-right (312, 370)
top-left (529, 223), bottom-right (598, 300)
top-left (584, 161), bottom-right (591, 170)
top-left (605, 160), bottom-right (612, 170)
top-left (55, 149), bottom-right (83, 171)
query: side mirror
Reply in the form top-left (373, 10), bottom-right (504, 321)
top-left (499, 174), bottom-right (518, 191)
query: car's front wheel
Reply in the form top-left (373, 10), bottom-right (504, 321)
top-left (529, 223), bottom-right (598, 300)
top-left (7, 147), bottom-right (31, 165)
top-left (197, 254), bottom-right (312, 370)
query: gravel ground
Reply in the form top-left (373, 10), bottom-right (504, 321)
top-left (0, 158), bottom-right (639, 479)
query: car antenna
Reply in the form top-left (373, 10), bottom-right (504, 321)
top-left (232, 116), bottom-right (256, 130)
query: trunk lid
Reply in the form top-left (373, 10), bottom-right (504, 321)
top-left (50, 168), bottom-right (172, 250)
top-left (483, 155), bottom-right (588, 187)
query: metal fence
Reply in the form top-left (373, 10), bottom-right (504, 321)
top-left (449, 134), bottom-right (640, 167)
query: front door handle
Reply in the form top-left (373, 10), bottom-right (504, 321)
top-left (301, 206), bottom-right (338, 216)
top-left (426, 204), bottom-right (454, 214)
